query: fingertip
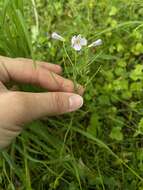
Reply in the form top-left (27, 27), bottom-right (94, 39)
top-left (68, 94), bottom-right (83, 112)
top-left (55, 65), bottom-right (63, 74)
top-left (41, 63), bottom-right (62, 75)
top-left (76, 84), bottom-right (85, 96)
top-left (61, 79), bottom-right (75, 93)
top-left (61, 80), bottom-right (84, 96)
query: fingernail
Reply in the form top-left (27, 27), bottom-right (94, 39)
top-left (69, 95), bottom-right (83, 112)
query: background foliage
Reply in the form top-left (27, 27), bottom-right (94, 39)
top-left (1, 0), bottom-right (143, 189)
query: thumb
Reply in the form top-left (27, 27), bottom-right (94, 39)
top-left (11, 92), bottom-right (83, 124)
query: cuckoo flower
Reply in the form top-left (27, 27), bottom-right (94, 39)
top-left (51, 32), bottom-right (65, 41)
top-left (71, 34), bottom-right (87, 51)
top-left (88, 39), bottom-right (102, 48)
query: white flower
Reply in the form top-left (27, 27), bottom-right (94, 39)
top-left (88, 39), bottom-right (103, 48)
top-left (51, 32), bottom-right (65, 41)
top-left (71, 34), bottom-right (87, 51)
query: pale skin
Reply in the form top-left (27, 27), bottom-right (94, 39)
top-left (0, 56), bottom-right (84, 149)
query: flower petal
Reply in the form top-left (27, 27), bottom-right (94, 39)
top-left (88, 39), bottom-right (103, 47)
top-left (80, 37), bottom-right (87, 46)
top-left (51, 32), bottom-right (65, 41)
top-left (77, 34), bottom-right (82, 38)
top-left (73, 43), bottom-right (82, 51)
top-left (71, 36), bottom-right (77, 46)
top-left (71, 34), bottom-right (87, 51)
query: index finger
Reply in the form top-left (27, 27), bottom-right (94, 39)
top-left (0, 56), bottom-right (84, 95)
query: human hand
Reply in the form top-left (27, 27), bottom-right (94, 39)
top-left (0, 56), bottom-right (84, 149)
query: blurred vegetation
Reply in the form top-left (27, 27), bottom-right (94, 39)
top-left (1, 0), bottom-right (143, 189)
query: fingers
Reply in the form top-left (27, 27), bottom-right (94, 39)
top-left (8, 91), bottom-right (83, 124)
top-left (0, 56), bottom-right (84, 95)
top-left (15, 58), bottom-right (63, 74)
top-left (30, 68), bottom-right (84, 95)
top-left (0, 56), bottom-right (62, 82)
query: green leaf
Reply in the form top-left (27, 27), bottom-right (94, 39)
top-left (109, 6), bottom-right (118, 16)
top-left (110, 127), bottom-right (123, 141)
top-left (87, 114), bottom-right (101, 137)
top-left (130, 64), bottom-right (143, 81)
top-left (135, 118), bottom-right (143, 137)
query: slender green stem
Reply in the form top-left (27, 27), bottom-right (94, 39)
top-left (31, 0), bottom-right (39, 36)
top-left (63, 42), bottom-right (77, 90)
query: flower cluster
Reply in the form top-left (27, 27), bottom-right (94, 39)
top-left (51, 32), bottom-right (102, 51)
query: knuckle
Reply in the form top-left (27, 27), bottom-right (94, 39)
top-left (58, 77), bottom-right (65, 89)
top-left (33, 68), bottom-right (43, 87)
top-left (24, 65), bottom-right (40, 85)
top-left (64, 80), bottom-right (74, 92)
top-left (59, 78), bottom-right (74, 92)
top-left (52, 93), bottom-right (68, 113)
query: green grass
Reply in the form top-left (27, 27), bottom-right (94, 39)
top-left (1, 0), bottom-right (143, 189)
